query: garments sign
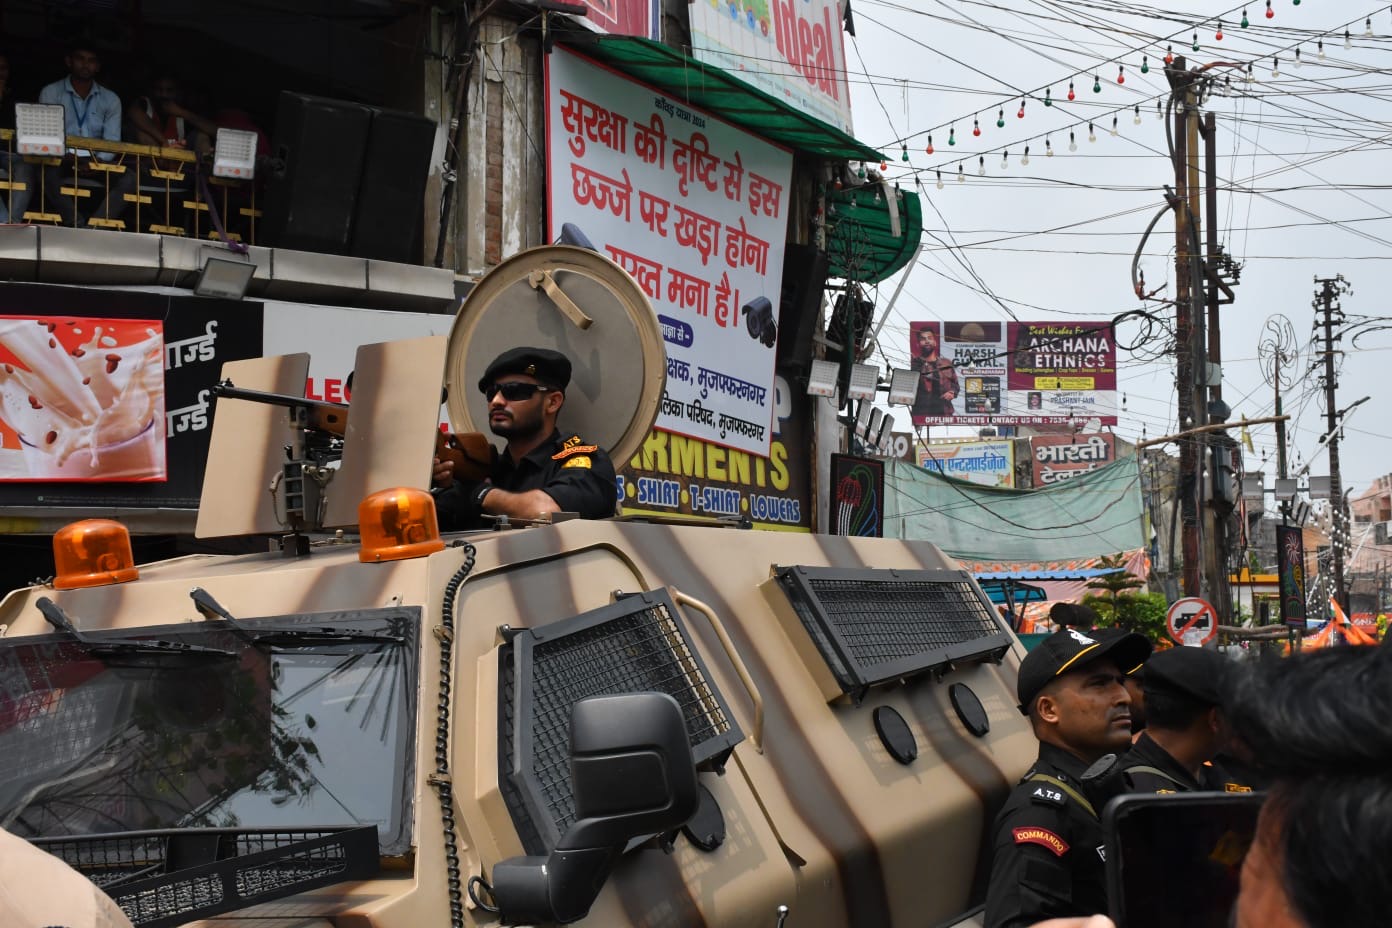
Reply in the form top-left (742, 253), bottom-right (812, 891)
top-left (919, 440), bottom-right (1015, 488)
top-left (1030, 433), bottom-right (1116, 486)
top-left (909, 320), bottom-right (1118, 427)
top-left (1166, 597), bottom-right (1218, 646)
top-left (689, 0), bottom-right (854, 136)
top-left (545, 46), bottom-right (792, 457)
top-left (619, 371), bottom-right (810, 530)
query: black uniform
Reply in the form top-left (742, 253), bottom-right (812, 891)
top-left (984, 742), bottom-right (1110, 928)
top-left (434, 429), bottom-right (616, 531)
top-left (1111, 732), bottom-right (1202, 793)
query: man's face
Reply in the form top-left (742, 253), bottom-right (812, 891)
top-left (916, 328), bottom-right (939, 357)
top-left (1037, 658), bottom-right (1134, 758)
top-left (152, 78), bottom-right (180, 102)
top-left (485, 376), bottom-right (551, 441)
top-left (65, 50), bottom-right (101, 82)
top-left (1122, 673), bottom-right (1146, 733)
top-left (1235, 804), bottom-right (1302, 928)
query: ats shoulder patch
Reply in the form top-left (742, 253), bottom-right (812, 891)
top-left (561, 455), bottom-right (592, 469)
top-left (553, 436), bottom-right (598, 460)
top-left (1012, 827), bottom-right (1069, 857)
top-left (1030, 785), bottom-right (1065, 807)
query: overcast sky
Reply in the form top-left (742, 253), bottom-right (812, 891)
top-left (842, 0), bottom-right (1390, 500)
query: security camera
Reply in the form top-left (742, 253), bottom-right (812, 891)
top-left (742, 296), bottom-right (777, 348)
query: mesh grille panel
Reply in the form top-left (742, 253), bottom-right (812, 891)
top-left (806, 578), bottom-right (1002, 668)
top-left (502, 590), bottom-right (743, 852)
top-left (775, 566), bottom-right (1012, 699)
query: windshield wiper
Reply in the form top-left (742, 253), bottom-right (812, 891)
top-left (37, 598), bottom-right (236, 661)
top-left (190, 588), bottom-right (405, 648)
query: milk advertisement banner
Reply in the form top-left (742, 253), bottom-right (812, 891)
top-left (1030, 433), bottom-right (1117, 486)
top-left (918, 439), bottom-right (1015, 488)
top-left (690, 0), bottom-right (853, 135)
top-left (909, 320), bottom-right (1118, 427)
top-left (0, 316), bottom-right (167, 482)
top-left (546, 46), bottom-right (792, 456)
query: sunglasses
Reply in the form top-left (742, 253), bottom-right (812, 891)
top-left (484, 381), bottom-right (551, 402)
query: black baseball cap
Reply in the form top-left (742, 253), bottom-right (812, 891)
top-left (478, 347), bottom-right (572, 394)
top-left (1017, 627), bottom-right (1152, 715)
top-left (1142, 646), bottom-right (1228, 706)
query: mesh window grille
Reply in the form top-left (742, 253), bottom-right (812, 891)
top-left (501, 590), bottom-right (742, 854)
top-left (774, 566), bottom-right (1012, 700)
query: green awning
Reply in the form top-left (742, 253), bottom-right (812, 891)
top-left (568, 35), bottom-right (885, 163)
top-left (825, 181), bottom-right (923, 284)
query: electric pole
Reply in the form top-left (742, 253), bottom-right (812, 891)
top-left (1314, 274), bottom-right (1350, 612)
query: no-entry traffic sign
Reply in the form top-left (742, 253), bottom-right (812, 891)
top-left (1166, 597), bottom-right (1218, 646)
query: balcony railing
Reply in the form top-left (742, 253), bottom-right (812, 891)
top-left (0, 129), bottom-right (260, 245)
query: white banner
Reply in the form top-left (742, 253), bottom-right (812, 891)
top-left (690, 0), bottom-right (853, 135)
top-left (545, 47), bottom-right (791, 456)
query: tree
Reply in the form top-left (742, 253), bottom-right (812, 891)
top-left (1082, 553), bottom-right (1166, 643)
top-left (1085, 553), bottom-right (1145, 605)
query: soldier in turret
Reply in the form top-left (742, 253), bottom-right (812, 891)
top-left (431, 347), bottom-right (616, 530)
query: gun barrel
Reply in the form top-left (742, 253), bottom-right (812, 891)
top-left (212, 381), bottom-right (349, 435)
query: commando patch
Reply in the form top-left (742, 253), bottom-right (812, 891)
top-left (1224, 783), bottom-right (1253, 793)
top-left (553, 435), bottom-right (598, 460)
top-left (1012, 827), bottom-right (1069, 857)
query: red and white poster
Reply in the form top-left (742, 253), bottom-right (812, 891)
top-left (545, 46), bottom-right (792, 456)
top-left (0, 316), bottom-right (167, 482)
top-left (567, 0), bottom-right (658, 39)
top-left (1030, 433), bottom-right (1117, 486)
top-left (690, 0), bottom-right (853, 135)
top-left (909, 320), bottom-right (1118, 427)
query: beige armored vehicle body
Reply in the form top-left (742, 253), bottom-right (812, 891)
top-left (0, 247), bottom-right (1033, 928)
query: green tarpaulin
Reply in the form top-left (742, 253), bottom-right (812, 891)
top-left (883, 456), bottom-right (1145, 562)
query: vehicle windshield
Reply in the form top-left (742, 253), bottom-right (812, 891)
top-left (0, 606), bottom-right (418, 855)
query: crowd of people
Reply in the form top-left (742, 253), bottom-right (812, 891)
top-left (989, 614), bottom-right (1391, 928)
top-left (1, 41), bottom-right (267, 228)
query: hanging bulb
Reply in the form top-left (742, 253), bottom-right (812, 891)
top-left (973, 116), bottom-right (981, 137)
top-left (1117, 65), bottom-right (1125, 84)
top-left (879, 161), bottom-right (887, 172)
top-left (996, 108), bottom-right (1005, 129)
top-left (1018, 98), bottom-right (1026, 118)
top-left (1133, 104), bottom-right (1142, 125)
top-left (1271, 56), bottom-right (1280, 78)
top-left (1246, 62), bottom-right (1255, 82)
top-left (1192, 31), bottom-right (1200, 52)
top-left (1141, 54), bottom-right (1149, 74)
top-left (1294, 47), bottom-right (1302, 68)
top-left (977, 155), bottom-right (985, 176)
top-left (1264, 0), bottom-right (1273, 19)
top-left (1045, 136), bottom-right (1054, 156)
top-left (873, 186), bottom-right (881, 204)
top-left (1001, 150), bottom-right (1009, 169)
top-left (1365, 17), bottom-right (1374, 37)
top-left (901, 144), bottom-right (909, 162)
top-left (1088, 122), bottom-right (1096, 142)
top-left (1164, 44), bottom-right (1174, 65)
top-left (1224, 75), bottom-right (1232, 93)
top-left (1121, 392), bottom-right (1128, 410)
top-left (1110, 115), bottom-right (1119, 136)
top-left (1344, 29), bottom-right (1352, 50)
top-left (957, 163), bottom-right (965, 183)
top-left (948, 126), bottom-right (956, 146)
top-left (1021, 145), bottom-right (1030, 166)
top-left (1317, 38), bottom-right (1325, 59)
top-left (1067, 79), bottom-right (1076, 101)
top-left (1215, 21), bottom-right (1224, 41)
top-left (857, 161), bottom-right (866, 179)
top-left (1068, 130), bottom-right (1077, 152)
top-left (935, 170), bottom-right (944, 190)
top-left (926, 134), bottom-right (934, 155)
top-left (1092, 73), bottom-right (1102, 93)
top-left (1241, 8), bottom-right (1249, 28)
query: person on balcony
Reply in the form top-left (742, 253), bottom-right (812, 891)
top-left (127, 76), bottom-right (216, 154)
top-left (37, 41), bottom-right (134, 228)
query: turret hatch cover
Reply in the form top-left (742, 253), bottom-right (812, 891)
top-left (445, 246), bottom-right (665, 468)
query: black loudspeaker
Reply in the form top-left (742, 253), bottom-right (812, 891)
top-left (263, 93), bottom-right (373, 254)
top-left (776, 243), bottom-right (829, 370)
top-left (350, 108), bottom-right (436, 263)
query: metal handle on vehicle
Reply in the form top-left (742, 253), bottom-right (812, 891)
top-left (671, 588), bottom-right (764, 754)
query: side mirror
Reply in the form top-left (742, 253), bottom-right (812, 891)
top-left (490, 691), bottom-right (700, 924)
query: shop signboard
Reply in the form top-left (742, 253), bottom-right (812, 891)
top-left (1030, 432), bottom-right (1117, 486)
top-left (918, 439), bottom-right (1015, 488)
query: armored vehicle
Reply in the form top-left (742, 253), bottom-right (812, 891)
top-left (0, 246), bottom-right (1033, 927)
